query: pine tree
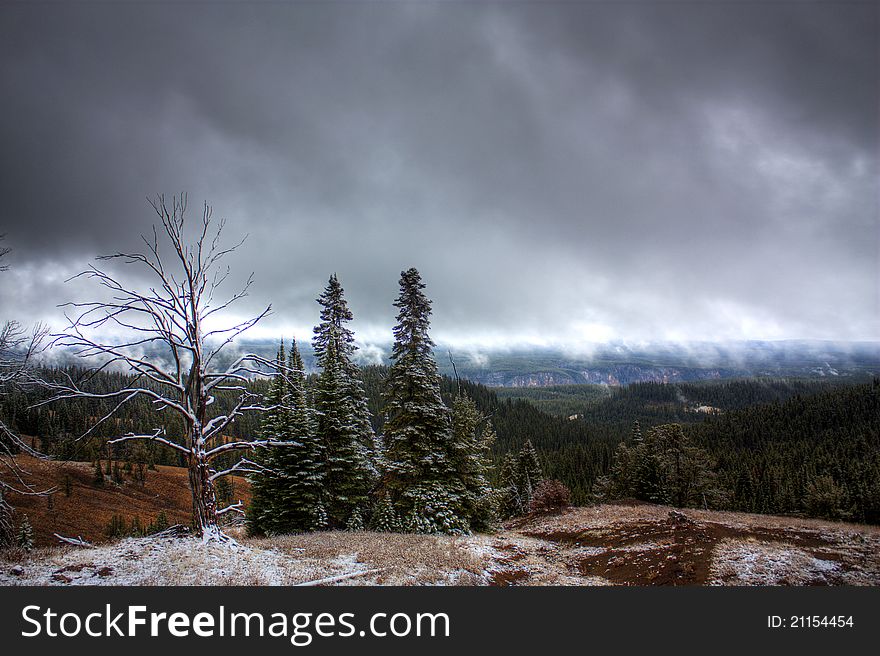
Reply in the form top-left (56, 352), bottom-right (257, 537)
top-left (149, 511), bottom-right (169, 534)
top-left (313, 275), bottom-right (376, 527)
top-left (278, 339), bottom-right (325, 529)
top-left (517, 439), bottom-right (543, 507)
top-left (246, 341), bottom-right (290, 537)
top-left (450, 393), bottom-right (498, 531)
top-left (596, 423), bottom-right (719, 508)
top-left (346, 507), bottom-right (364, 531)
top-left (248, 339), bottom-right (325, 535)
top-left (631, 420), bottom-right (643, 443)
top-left (93, 460), bottom-right (105, 487)
top-left (595, 441), bottom-right (637, 501)
top-left (381, 268), bottom-right (464, 533)
top-left (805, 475), bottom-right (847, 520)
top-left (370, 492), bottom-right (401, 532)
top-left (310, 501), bottom-right (328, 531)
top-left (478, 421), bottom-right (501, 526)
top-left (17, 514), bottom-right (34, 551)
top-left (112, 461), bottom-right (123, 484)
top-left (498, 453), bottom-right (525, 519)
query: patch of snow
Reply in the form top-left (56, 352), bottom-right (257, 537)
top-left (709, 539), bottom-right (842, 585)
top-left (0, 535), bottom-right (348, 586)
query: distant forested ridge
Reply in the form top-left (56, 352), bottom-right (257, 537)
top-left (3, 366), bottom-right (878, 523)
top-left (692, 382), bottom-right (880, 522)
top-left (366, 371), bottom-right (880, 521)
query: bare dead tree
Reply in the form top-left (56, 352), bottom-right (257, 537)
top-left (37, 194), bottom-right (293, 540)
top-left (0, 238), bottom-right (50, 547)
top-left (0, 235), bottom-right (10, 271)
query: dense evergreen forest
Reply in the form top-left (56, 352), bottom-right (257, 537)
top-left (4, 364), bottom-right (878, 523)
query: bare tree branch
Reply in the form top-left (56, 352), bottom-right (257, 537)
top-left (216, 501), bottom-right (245, 516)
top-left (33, 194), bottom-right (280, 539)
top-left (1, 241), bottom-right (53, 512)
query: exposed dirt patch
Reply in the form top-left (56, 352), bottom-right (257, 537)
top-left (522, 514), bottom-right (839, 585)
top-left (490, 569), bottom-right (531, 586)
top-left (495, 505), bottom-right (880, 586)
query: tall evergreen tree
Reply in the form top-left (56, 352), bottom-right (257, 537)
top-left (313, 275), bottom-right (376, 527)
top-left (517, 439), bottom-right (543, 503)
top-left (284, 339), bottom-right (326, 528)
top-left (498, 452), bottom-right (525, 519)
top-left (381, 268), bottom-right (467, 533)
top-left (450, 393), bottom-right (498, 531)
top-left (246, 341), bottom-right (290, 536)
top-left (247, 339), bottom-right (326, 535)
top-left (498, 441), bottom-right (545, 519)
top-left (595, 423), bottom-right (719, 508)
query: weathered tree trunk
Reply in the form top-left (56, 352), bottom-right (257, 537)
top-left (188, 450), bottom-right (219, 537)
top-left (0, 491), bottom-right (15, 548)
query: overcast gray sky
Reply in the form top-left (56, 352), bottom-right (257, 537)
top-left (1, 1), bottom-right (877, 349)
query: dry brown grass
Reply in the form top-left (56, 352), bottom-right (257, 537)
top-left (250, 531), bottom-right (488, 585)
top-left (5, 454), bottom-right (250, 547)
top-left (520, 503), bottom-right (880, 539)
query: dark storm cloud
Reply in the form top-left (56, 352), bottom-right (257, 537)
top-left (0, 1), bottom-right (877, 347)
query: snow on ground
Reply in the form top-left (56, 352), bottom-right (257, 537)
top-left (1, 530), bottom-right (496, 586)
top-left (709, 539), bottom-right (856, 586)
top-left (251, 531), bottom-right (492, 585)
top-left (3, 505), bottom-right (878, 586)
top-left (0, 535), bottom-right (374, 586)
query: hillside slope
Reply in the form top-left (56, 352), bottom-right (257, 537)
top-left (5, 456), bottom-right (250, 547)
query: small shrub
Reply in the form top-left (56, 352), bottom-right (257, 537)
top-left (528, 479), bottom-right (571, 515)
top-left (346, 507), bottom-right (365, 531)
top-left (104, 514), bottom-right (129, 539)
top-left (310, 503), bottom-right (328, 531)
top-left (370, 493), bottom-right (401, 532)
top-left (93, 461), bottom-right (105, 487)
top-left (17, 515), bottom-right (35, 551)
top-left (148, 511), bottom-right (169, 534)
